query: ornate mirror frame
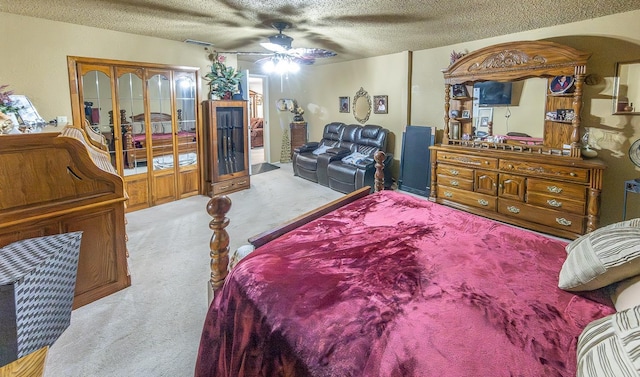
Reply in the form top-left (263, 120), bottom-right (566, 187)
top-left (442, 40), bottom-right (591, 158)
top-left (352, 87), bottom-right (371, 124)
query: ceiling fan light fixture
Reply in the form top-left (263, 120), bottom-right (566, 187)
top-left (261, 55), bottom-right (300, 75)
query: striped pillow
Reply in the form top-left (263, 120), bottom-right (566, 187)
top-left (559, 219), bottom-right (640, 291)
top-left (577, 306), bottom-right (640, 377)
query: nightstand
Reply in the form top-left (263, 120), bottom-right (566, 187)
top-left (623, 179), bottom-right (640, 220)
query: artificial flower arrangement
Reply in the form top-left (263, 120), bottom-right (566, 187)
top-left (204, 49), bottom-right (244, 100)
top-left (0, 84), bottom-right (21, 134)
top-left (0, 84), bottom-right (21, 115)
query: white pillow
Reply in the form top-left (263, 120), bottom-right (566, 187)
top-left (229, 244), bottom-right (254, 270)
top-left (577, 306), bottom-right (640, 377)
top-left (312, 144), bottom-right (330, 155)
top-left (341, 151), bottom-right (369, 165)
top-left (559, 218), bottom-right (640, 291)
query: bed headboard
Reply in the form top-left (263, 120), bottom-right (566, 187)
top-left (130, 112), bottom-right (172, 134)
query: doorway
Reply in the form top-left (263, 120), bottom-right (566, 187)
top-left (248, 74), bottom-right (268, 167)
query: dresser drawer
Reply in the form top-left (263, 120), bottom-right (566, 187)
top-left (437, 186), bottom-right (497, 211)
top-left (437, 175), bottom-right (474, 190)
top-left (211, 176), bottom-right (250, 195)
top-left (437, 152), bottom-right (498, 169)
top-left (526, 178), bottom-right (587, 201)
top-left (498, 198), bottom-right (584, 234)
top-left (437, 164), bottom-right (474, 180)
top-left (526, 192), bottom-right (585, 214)
top-left (499, 160), bottom-right (589, 183)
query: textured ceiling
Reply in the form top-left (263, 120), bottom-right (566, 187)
top-left (3, 0), bottom-right (639, 64)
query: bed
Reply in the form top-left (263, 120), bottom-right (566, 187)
top-left (196, 153), bottom-right (639, 377)
top-left (122, 112), bottom-right (197, 168)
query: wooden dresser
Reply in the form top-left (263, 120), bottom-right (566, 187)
top-left (0, 129), bottom-right (130, 308)
top-left (431, 146), bottom-right (604, 239)
top-left (290, 122), bottom-right (308, 158)
top-left (431, 40), bottom-right (605, 239)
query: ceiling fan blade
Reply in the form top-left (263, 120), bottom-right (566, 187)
top-left (291, 56), bottom-right (316, 65)
top-left (260, 42), bottom-right (288, 53)
top-left (287, 48), bottom-right (337, 59)
top-left (217, 51), bottom-right (273, 56)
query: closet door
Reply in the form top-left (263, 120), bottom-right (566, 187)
top-left (146, 70), bottom-right (176, 205)
top-left (174, 71), bottom-right (199, 197)
top-left (69, 57), bottom-right (201, 211)
top-left (77, 63), bottom-right (117, 168)
top-left (116, 68), bottom-right (150, 210)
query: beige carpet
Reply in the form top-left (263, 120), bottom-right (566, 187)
top-left (43, 162), bottom-right (343, 377)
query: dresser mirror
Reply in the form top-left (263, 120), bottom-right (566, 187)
top-left (353, 87), bottom-right (371, 124)
top-left (613, 60), bottom-right (640, 114)
top-left (442, 40), bottom-right (590, 158)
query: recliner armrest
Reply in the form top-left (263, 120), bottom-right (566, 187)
top-left (294, 142), bottom-right (319, 153)
top-left (326, 147), bottom-right (350, 157)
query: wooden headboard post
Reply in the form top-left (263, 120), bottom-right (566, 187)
top-left (206, 195), bottom-right (232, 302)
top-left (374, 151), bottom-right (385, 192)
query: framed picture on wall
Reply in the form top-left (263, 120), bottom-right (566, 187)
top-left (339, 96), bottom-right (350, 113)
top-left (373, 95), bottom-right (388, 114)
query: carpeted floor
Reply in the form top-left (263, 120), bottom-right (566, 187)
top-left (251, 162), bottom-right (280, 175)
top-left (43, 162), bottom-right (343, 377)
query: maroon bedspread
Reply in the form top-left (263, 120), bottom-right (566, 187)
top-left (195, 191), bottom-right (613, 377)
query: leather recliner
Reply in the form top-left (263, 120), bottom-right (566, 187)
top-left (326, 125), bottom-right (394, 193)
top-left (293, 122), bottom-right (346, 184)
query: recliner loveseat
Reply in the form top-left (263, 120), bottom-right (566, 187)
top-left (293, 122), bottom-right (393, 193)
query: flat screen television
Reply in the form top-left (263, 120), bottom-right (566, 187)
top-left (475, 81), bottom-right (513, 106)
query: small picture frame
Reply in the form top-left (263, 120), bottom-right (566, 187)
top-left (451, 84), bottom-right (469, 98)
top-left (450, 110), bottom-right (459, 118)
top-left (479, 116), bottom-right (490, 127)
top-left (373, 95), bottom-right (388, 114)
top-left (461, 110), bottom-right (471, 118)
top-left (339, 96), bottom-right (350, 113)
top-left (549, 75), bottom-right (575, 94)
top-left (276, 98), bottom-right (294, 111)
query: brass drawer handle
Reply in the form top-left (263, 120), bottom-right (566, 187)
top-left (507, 164), bottom-right (514, 169)
top-left (546, 185), bottom-right (563, 193)
top-left (449, 169), bottom-right (459, 176)
top-left (569, 172), bottom-right (577, 177)
top-left (484, 161), bottom-right (490, 165)
top-left (444, 191), bottom-right (453, 198)
top-left (478, 199), bottom-right (489, 206)
top-left (451, 180), bottom-right (459, 186)
top-left (556, 218), bottom-right (572, 226)
top-left (507, 206), bottom-right (520, 214)
top-left (547, 199), bottom-right (562, 208)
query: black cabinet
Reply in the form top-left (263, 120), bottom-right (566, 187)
top-left (398, 125), bottom-right (435, 197)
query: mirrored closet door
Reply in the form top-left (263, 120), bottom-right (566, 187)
top-left (69, 57), bottom-right (201, 211)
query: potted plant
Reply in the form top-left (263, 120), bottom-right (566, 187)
top-left (204, 51), bottom-right (243, 100)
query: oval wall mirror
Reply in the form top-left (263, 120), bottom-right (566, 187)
top-left (352, 87), bottom-right (371, 124)
top-left (613, 60), bottom-right (640, 115)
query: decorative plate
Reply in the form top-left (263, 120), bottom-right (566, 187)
top-left (630, 138), bottom-right (640, 168)
top-left (549, 75), bottom-right (575, 94)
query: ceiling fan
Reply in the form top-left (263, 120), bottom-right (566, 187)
top-left (218, 21), bottom-right (337, 72)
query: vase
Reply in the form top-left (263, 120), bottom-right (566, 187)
top-left (223, 91), bottom-right (232, 100)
